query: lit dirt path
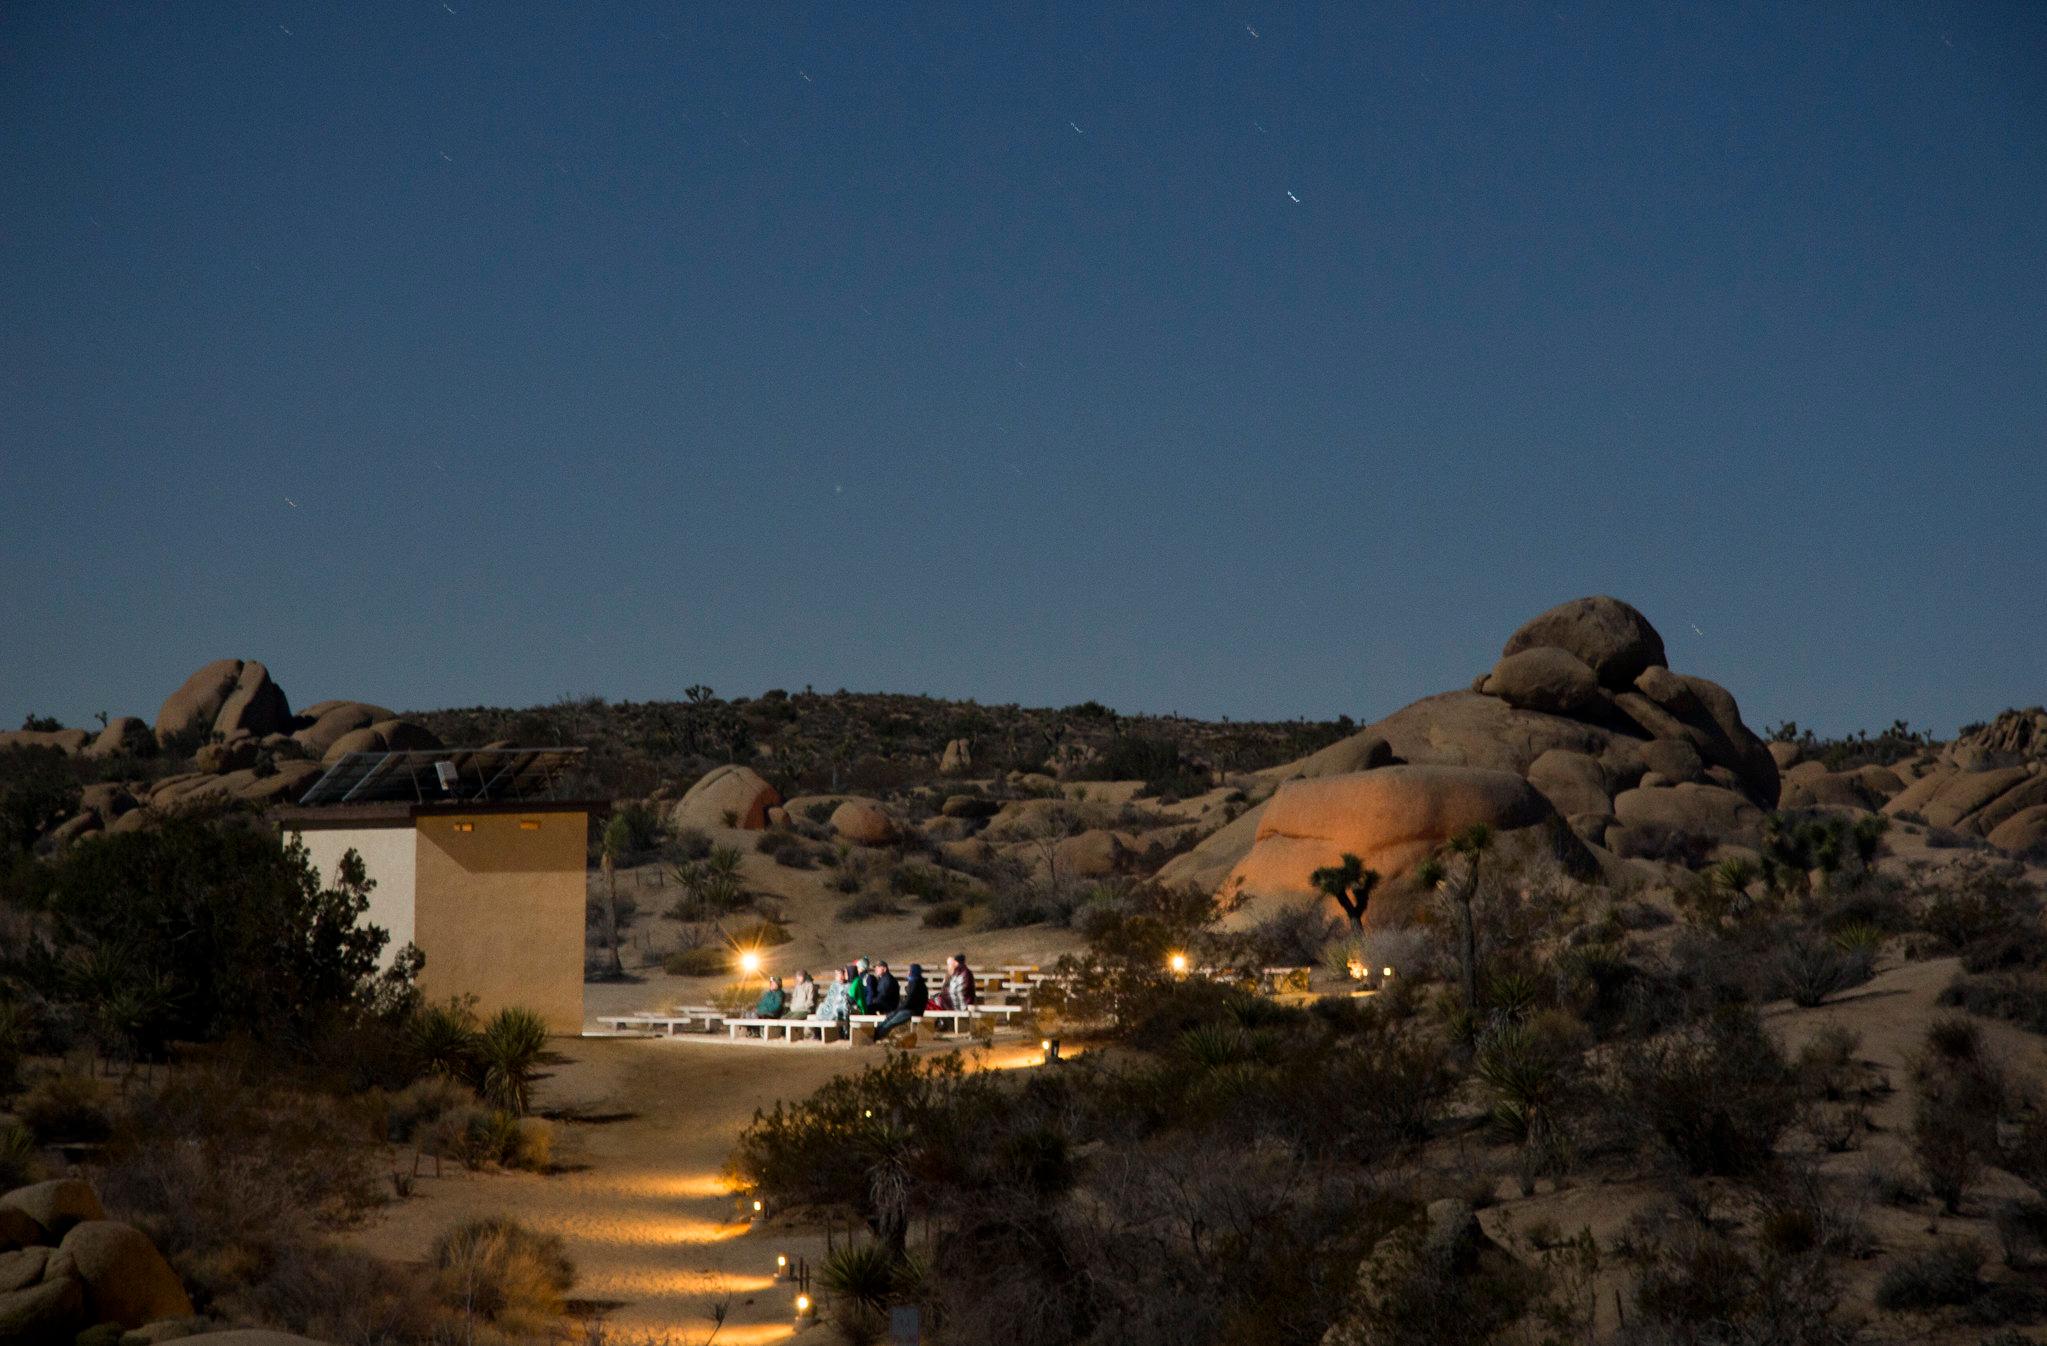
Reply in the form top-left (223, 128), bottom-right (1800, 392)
top-left (345, 1027), bottom-right (1041, 1342)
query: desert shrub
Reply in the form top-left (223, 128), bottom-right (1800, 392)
top-left (1795, 1025), bottom-right (1864, 1101)
top-left (13, 812), bottom-right (408, 1056)
top-left (407, 999), bottom-right (482, 1083)
top-left (475, 1007), bottom-right (550, 1116)
top-left (667, 826), bottom-right (713, 861)
top-left (1774, 935), bottom-right (1875, 1007)
top-left (755, 827), bottom-right (816, 868)
top-left (663, 946), bottom-right (729, 976)
top-left (1247, 906), bottom-right (1338, 967)
top-left (889, 861), bottom-right (964, 903)
top-left (1994, 1197), bottom-right (2047, 1268)
top-left (0, 998), bottom-right (23, 1093)
top-left (1083, 734), bottom-right (1210, 799)
top-left (727, 918), bottom-right (793, 948)
top-left (17, 1070), bottom-right (114, 1142)
top-left (838, 890), bottom-right (904, 922)
top-left (922, 901), bottom-right (964, 929)
top-left (1474, 1011), bottom-right (1585, 1140)
top-left (0, 1119), bottom-right (40, 1188)
top-left (454, 1109), bottom-right (522, 1169)
top-left (1940, 971), bottom-right (2047, 1032)
top-left (1619, 1006), bottom-right (1798, 1178)
top-left (1874, 1238), bottom-right (1984, 1311)
top-left (98, 1065), bottom-right (385, 1305)
top-left (222, 1240), bottom-right (436, 1345)
top-left (1619, 1211), bottom-right (1848, 1345)
top-left (384, 1077), bottom-right (470, 1145)
top-left (1329, 1212), bottom-right (1538, 1346)
top-left (429, 1216), bottom-right (575, 1330)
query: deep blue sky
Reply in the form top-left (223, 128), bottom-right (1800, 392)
top-left (3, 3), bottom-right (2043, 737)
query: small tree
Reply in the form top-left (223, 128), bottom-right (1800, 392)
top-left (597, 815), bottom-right (630, 980)
top-left (1310, 853), bottom-right (1381, 934)
top-left (1416, 824), bottom-right (1494, 1018)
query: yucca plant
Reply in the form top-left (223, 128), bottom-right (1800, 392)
top-left (820, 1240), bottom-right (906, 1320)
top-left (1474, 1015), bottom-right (1578, 1140)
top-left (477, 1007), bottom-right (550, 1116)
top-left (0, 1120), bottom-right (40, 1189)
top-left (1179, 1022), bottom-right (1255, 1069)
top-left (409, 1001), bottom-right (482, 1084)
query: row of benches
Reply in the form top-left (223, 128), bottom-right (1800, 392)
top-left (596, 1002), bottom-right (1029, 1045)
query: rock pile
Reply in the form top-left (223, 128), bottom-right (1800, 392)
top-left (0, 1180), bottom-right (193, 1340)
top-left (1163, 597), bottom-right (1785, 913)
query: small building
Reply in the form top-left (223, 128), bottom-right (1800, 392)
top-left (275, 748), bottom-right (592, 1034)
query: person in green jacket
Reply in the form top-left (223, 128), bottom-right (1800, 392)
top-left (754, 975), bottom-right (787, 1020)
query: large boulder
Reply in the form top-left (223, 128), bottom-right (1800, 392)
top-left (938, 739), bottom-right (973, 775)
top-left (0, 1206), bottom-right (44, 1253)
top-left (0, 1246), bottom-right (49, 1293)
top-left (291, 703), bottom-right (394, 758)
top-left (1988, 806), bottom-right (2047, 855)
top-left (1481, 646), bottom-right (1600, 717)
top-left (1525, 749), bottom-right (1611, 818)
top-left (1271, 734), bottom-right (1395, 781)
top-left (1221, 765), bottom-right (1557, 911)
top-left (0, 1180), bottom-right (103, 1239)
top-left (57, 1221), bottom-right (192, 1327)
top-left (1155, 806), bottom-right (1268, 894)
top-left (1976, 773), bottom-right (2047, 836)
top-left (155, 660), bottom-right (290, 746)
top-left (1611, 783), bottom-right (1764, 850)
top-left (1501, 596), bottom-right (1666, 689)
top-left (236, 760), bottom-right (325, 805)
top-left (319, 719), bottom-right (439, 763)
top-left (1053, 829), bottom-right (1133, 878)
top-left (671, 765), bottom-right (780, 832)
top-left (830, 800), bottom-right (901, 847)
top-left (0, 1274), bottom-right (85, 1341)
top-left (939, 794), bottom-right (1000, 820)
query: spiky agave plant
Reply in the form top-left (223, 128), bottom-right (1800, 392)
top-left (476, 1007), bottom-right (550, 1116)
top-left (409, 1000), bottom-right (482, 1084)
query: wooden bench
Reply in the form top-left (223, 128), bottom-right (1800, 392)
top-left (726, 1017), bottom-right (841, 1044)
top-left (970, 1003), bottom-right (1027, 1026)
top-left (598, 1009), bottom-right (724, 1036)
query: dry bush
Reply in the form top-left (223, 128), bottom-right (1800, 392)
top-left (15, 1068), bottom-right (114, 1141)
top-left (96, 1063), bottom-right (385, 1307)
top-left (1618, 1007), bottom-right (1798, 1179)
top-left (430, 1216), bottom-right (575, 1334)
top-left (1873, 1238), bottom-right (1984, 1311)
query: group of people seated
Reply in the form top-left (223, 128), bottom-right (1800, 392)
top-left (748, 953), bottom-right (978, 1042)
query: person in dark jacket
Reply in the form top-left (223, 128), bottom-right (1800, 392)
top-left (873, 963), bottom-right (926, 1041)
top-left (869, 962), bottom-right (901, 1016)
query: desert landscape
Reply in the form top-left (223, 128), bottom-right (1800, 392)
top-left (5, 596), bottom-right (2047, 1345)
top-left (6, 5), bottom-right (2044, 1344)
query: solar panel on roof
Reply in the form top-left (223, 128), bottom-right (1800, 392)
top-left (296, 748), bottom-right (585, 806)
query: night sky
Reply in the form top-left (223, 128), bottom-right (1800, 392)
top-left (3, 3), bottom-right (2043, 736)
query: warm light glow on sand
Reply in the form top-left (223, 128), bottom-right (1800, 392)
top-left (697, 1325), bottom-right (794, 1346)
top-left (594, 1267), bottom-right (778, 1296)
top-left (522, 1213), bottom-right (749, 1246)
top-left (977, 1042), bottom-right (1054, 1072)
top-left (613, 1170), bottom-right (740, 1200)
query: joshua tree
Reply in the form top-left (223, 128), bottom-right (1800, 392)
top-left (1416, 823), bottom-right (1494, 1018)
top-left (597, 814), bottom-right (630, 980)
top-left (1309, 853), bottom-right (1381, 934)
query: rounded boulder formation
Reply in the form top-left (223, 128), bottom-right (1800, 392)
top-left (81, 717), bottom-right (151, 759)
top-left (0, 1274), bottom-right (84, 1341)
top-left (1481, 646), bottom-right (1601, 717)
top-left (939, 738), bottom-right (973, 775)
top-left (319, 719), bottom-right (440, 763)
top-left (292, 702), bottom-right (394, 757)
top-left (1502, 596), bottom-right (1666, 690)
top-left (155, 659), bottom-right (291, 746)
top-left (57, 1220), bottom-right (193, 1327)
top-left (671, 765), bottom-right (781, 832)
top-left (1989, 806), bottom-right (2047, 855)
top-left (1222, 764), bottom-right (1557, 909)
top-left (0, 1180), bottom-right (104, 1240)
top-left (830, 799), bottom-right (901, 847)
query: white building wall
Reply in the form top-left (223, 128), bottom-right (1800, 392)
top-left (293, 825), bottom-right (419, 969)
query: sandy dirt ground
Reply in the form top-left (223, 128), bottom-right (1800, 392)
top-left (345, 946), bottom-right (1063, 1342)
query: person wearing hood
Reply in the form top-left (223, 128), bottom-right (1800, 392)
top-left (814, 967), bottom-right (850, 1022)
top-left (872, 962), bottom-right (927, 1042)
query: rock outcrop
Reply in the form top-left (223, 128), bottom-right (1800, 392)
top-left (155, 659), bottom-right (291, 746)
top-left (671, 765), bottom-right (781, 832)
top-left (1501, 595), bottom-right (1667, 689)
top-left (830, 799), bottom-right (901, 847)
top-left (0, 1182), bottom-right (193, 1341)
